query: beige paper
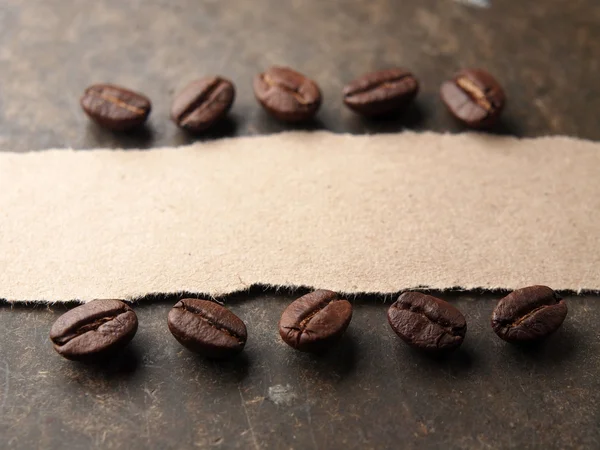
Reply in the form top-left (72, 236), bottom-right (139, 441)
top-left (1, 131), bottom-right (599, 302)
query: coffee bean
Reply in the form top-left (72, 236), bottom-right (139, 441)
top-left (80, 84), bottom-right (151, 131)
top-left (279, 290), bottom-right (352, 352)
top-left (343, 68), bottom-right (419, 116)
top-left (50, 299), bottom-right (138, 360)
top-left (491, 285), bottom-right (567, 343)
top-left (387, 292), bottom-right (466, 352)
top-left (171, 76), bottom-right (235, 132)
top-left (253, 66), bottom-right (322, 122)
top-left (168, 299), bottom-right (247, 358)
top-left (440, 68), bottom-right (505, 128)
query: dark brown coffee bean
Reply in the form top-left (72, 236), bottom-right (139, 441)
top-left (50, 299), bottom-right (138, 360)
top-left (171, 76), bottom-right (235, 132)
top-left (279, 290), bottom-right (352, 352)
top-left (80, 83), bottom-right (151, 131)
top-left (253, 66), bottom-right (322, 122)
top-left (343, 68), bottom-right (419, 116)
top-left (491, 285), bottom-right (567, 343)
top-left (440, 68), bottom-right (505, 128)
top-left (168, 299), bottom-right (247, 358)
top-left (387, 292), bottom-right (466, 352)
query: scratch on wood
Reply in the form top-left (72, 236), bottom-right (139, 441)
top-left (304, 386), bottom-right (319, 450)
top-left (0, 360), bottom-right (9, 413)
top-left (534, 98), bottom-right (562, 129)
top-left (238, 386), bottom-right (260, 450)
top-left (453, 0), bottom-right (491, 8)
top-left (245, 396), bottom-right (265, 405)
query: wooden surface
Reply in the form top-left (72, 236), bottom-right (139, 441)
top-left (2, 292), bottom-right (599, 449)
top-left (1, 1), bottom-right (599, 449)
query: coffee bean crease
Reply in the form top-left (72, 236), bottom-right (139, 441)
top-left (491, 286), bottom-right (567, 342)
top-left (279, 290), bottom-right (352, 352)
top-left (387, 292), bottom-right (466, 352)
top-left (90, 91), bottom-right (147, 115)
top-left (175, 301), bottom-right (245, 343)
top-left (286, 298), bottom-right (337, 345)
top-left (392, 302), bottom-right (465, 337)
top-left (345, 75), bottom-right (411, 97)
top-left (175, 78), bottom-right (225, 122)
top-left (52, 314), bottom-right (119, 345)
top-left (456, 77), bottom-right (493, 111)
top-left (263, 74), bottom-right (311, 104)
top-left (504, 304), bottom-right (549, 328)
top-left (50, 299), bottom-right (138, 360)
top-left (440, 68), bottom-right (505, 128)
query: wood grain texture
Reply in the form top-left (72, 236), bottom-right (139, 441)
top-left (0, 0), bottom-right (599, 152)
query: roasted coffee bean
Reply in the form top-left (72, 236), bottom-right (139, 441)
top-left (387, 292), bottom-right (466, 352)
top-left (50, 299), bottom-right (138, 360)
top-left (253, 66), bottom-right (322, 122)
top-left (491, 285), bottom-right (567, 343)
top-left (279, 290), bottom-right (352, 352)
top-left (168, 299), bottom-right (247, 358)
top-left (80, 83), bottom-right (151, 131)
top-left (440, 68), bottom-right (505, 128)
top-left (343, 68), bottom-right (419, 116)
top-left (171, 76), bottom-right (235, 132)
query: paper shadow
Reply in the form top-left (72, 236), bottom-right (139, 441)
top-left (172, 115), bottom-right (239, 145)
top-left (346, 102), bottom-right (426, 134)
top-left (83, 122), bottom-right (155, 149)
top-left (441, 114), bottom-right (523, 137)
top-left (484, 116), bottom-right (523, 137)
top-left (255, 111), bottom-right (327, 134)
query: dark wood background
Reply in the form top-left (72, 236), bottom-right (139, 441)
top-left (0, 1), bottom-right (599, 449)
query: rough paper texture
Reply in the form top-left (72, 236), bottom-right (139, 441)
top-left (1, 131), bottom-right (599, 302)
